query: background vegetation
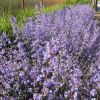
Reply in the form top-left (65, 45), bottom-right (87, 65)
top-left (0, 0), bottom-right (93, 35)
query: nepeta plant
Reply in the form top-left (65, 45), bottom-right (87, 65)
top-left (0, 5), bottom-right (99, 100)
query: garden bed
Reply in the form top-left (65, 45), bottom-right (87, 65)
top-left (0, 5), bottom-right (100, 100)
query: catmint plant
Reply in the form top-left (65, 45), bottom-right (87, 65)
top-left (0, 4), bottom-right (99, 100)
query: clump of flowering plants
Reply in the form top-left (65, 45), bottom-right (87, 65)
top-left (0, 5), bottom-right (100, 100)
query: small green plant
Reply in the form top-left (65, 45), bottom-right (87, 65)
top-left (0, 15), bottom-right (12, 36)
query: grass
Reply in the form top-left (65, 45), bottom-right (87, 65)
top-left (43, 4), bottom-right (65, 13)
top-left (0, 8), bottom-right (35, 35)
top-left (0, 15), bottom-right (12, 36)
top-left (64, 0), bottom-right (91, 5)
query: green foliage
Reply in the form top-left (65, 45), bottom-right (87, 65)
top-left (64, 0), bottom-right (77, 5)
top-left (0, 8), bottom-right (35, 35)
top-left (16, 8), bottom-right (35, 28)
top-left (0, 15), bottom-right (12, 36)
top-left (43, 4), bottom-right (65, 13)
top-left (64, 0), bottom-right (91, 5)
